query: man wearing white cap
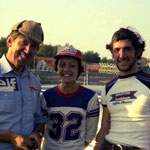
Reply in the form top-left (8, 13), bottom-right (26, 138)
top-left (0, 20), bottom-right (45, 150)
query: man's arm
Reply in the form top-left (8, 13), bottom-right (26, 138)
top-left (32, 123), bottom-right (45, 139)
top-left (85, 141), bottom-right (90, 148)
top-left (0, 130), bottom-right (33, 150)
top-left (28, 123), bottom-right (45, 150)
top-left (94, 107), bottom-right (110, 150)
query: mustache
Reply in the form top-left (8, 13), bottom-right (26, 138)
top-left (117, 57), bottom-right (129, 62)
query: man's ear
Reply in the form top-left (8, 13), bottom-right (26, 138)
top-left (6, 35), bottom-right (12, 47)
top-left (136, 49), bottom-right (142, 58)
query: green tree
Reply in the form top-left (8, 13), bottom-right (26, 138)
top-left (37, 44), bottom-right (58, 57)
top-left (83, 51), bottom-right (101, 63)
top-left (101, 57), bottom-right (107, 63)
top-left (107, 59), bottom-right (114, 63)
top-left (0, 37), bottom-right (7, 57)
top-left (101, 57), bottom-right (113, 63)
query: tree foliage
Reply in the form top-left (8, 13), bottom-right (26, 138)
top-left (100, 57), bottom-right (113, 63)
top-left (37, 44), bottom-right (58, 57)
top-left (0, 37), bottom-right (7, 57)
top-left (0, 37), bottom-right (114, 68)
top-left (83, 51), bottom-right (101, 63)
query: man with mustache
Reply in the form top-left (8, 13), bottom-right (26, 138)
top-left (0, 20), bottom-right (45, 150)
top-left (94, 27), bottom-right (150, 150)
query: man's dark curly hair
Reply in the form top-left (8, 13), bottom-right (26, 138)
top-left (53, 56), bottom-right (84, 79)
top-left (106, 27), bottom-right (145, 59)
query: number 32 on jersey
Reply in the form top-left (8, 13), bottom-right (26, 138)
top-left (48, 111), bottom-right (83, 141)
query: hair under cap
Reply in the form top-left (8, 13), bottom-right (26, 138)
top-left (11, 20), bottom-right (44, 43)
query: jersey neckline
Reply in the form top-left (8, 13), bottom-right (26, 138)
top-left (54, 85), bottom-right (83, 97)
top-left (119, 70), bottom-right (142, 79)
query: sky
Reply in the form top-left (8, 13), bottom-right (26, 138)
top-left (0, 0), bottom-right (150, 59)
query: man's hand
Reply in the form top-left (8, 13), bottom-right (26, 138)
top-left (27, 132), bottom-right (42, 150)
top-left (93, 145), bottom-right (101, 150)
top-left (10, 132), bottom-right (34, 150)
